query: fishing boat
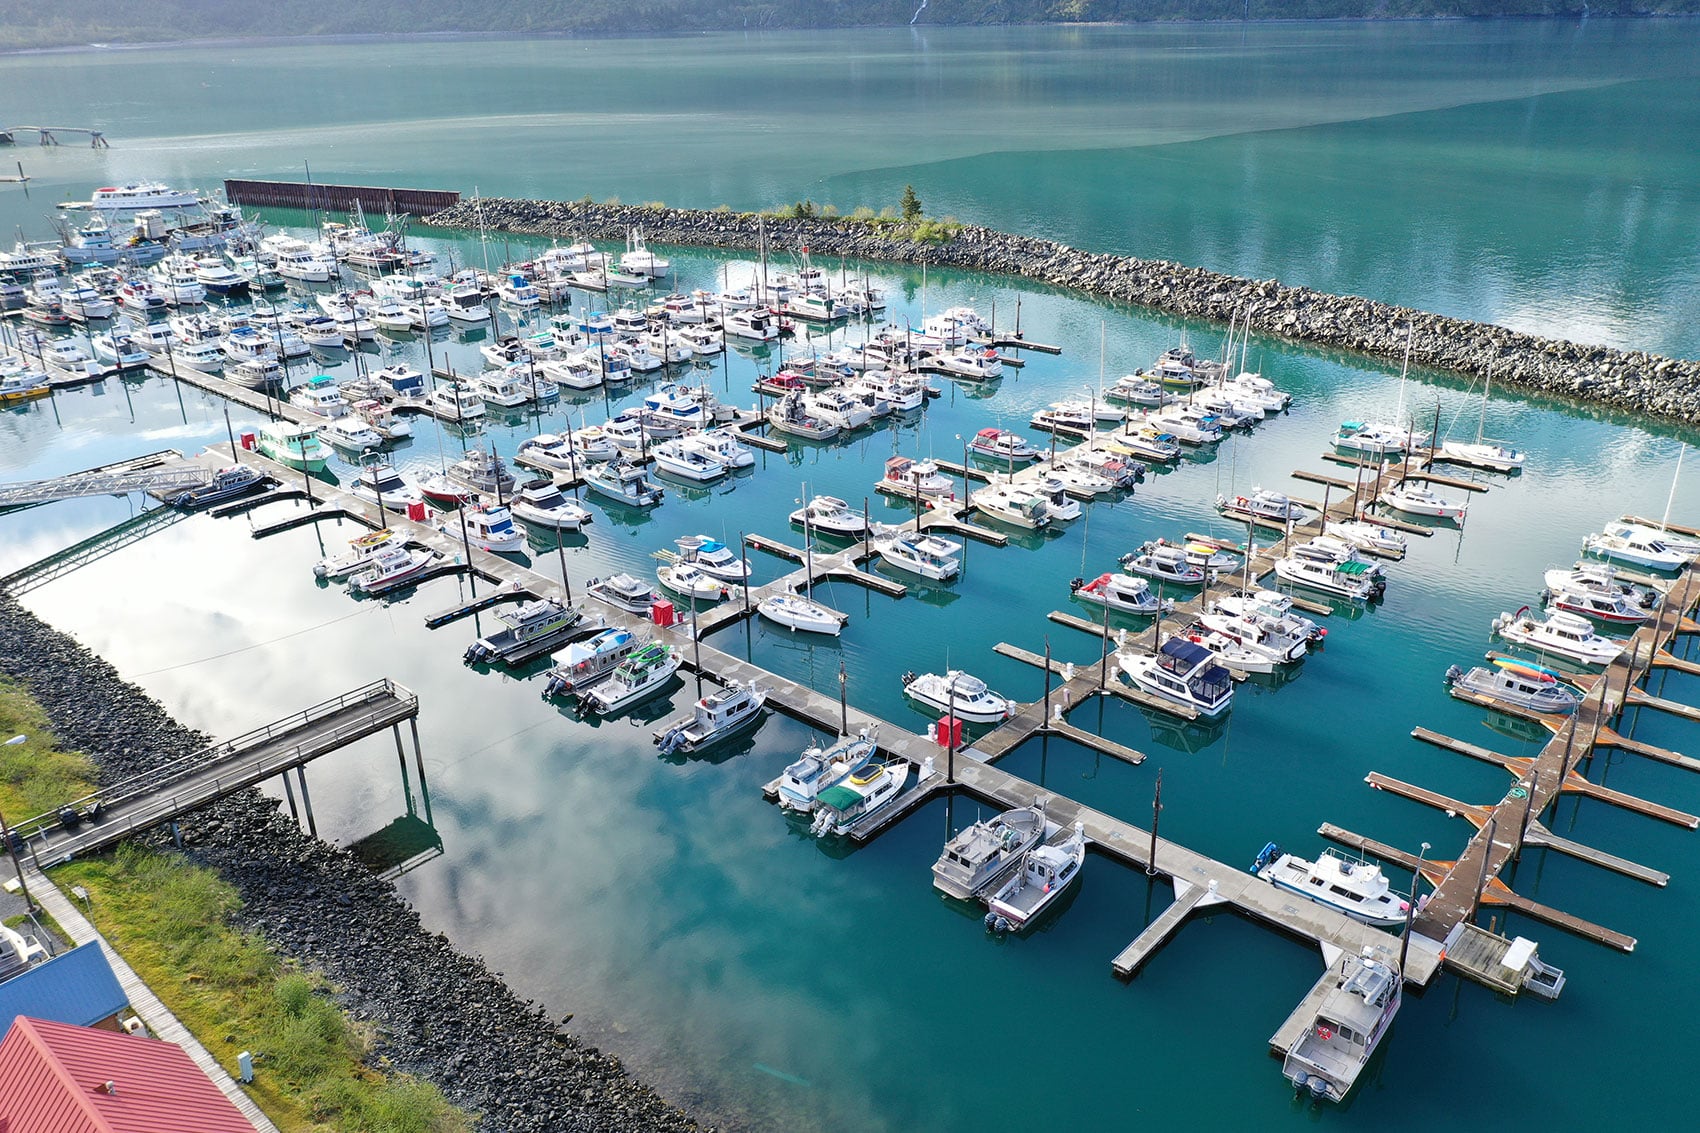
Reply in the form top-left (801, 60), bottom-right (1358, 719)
top-left (1541, 565), bottom-right (1656, 625)
top-left (1251, 843), bottom-right (1409, 927)
top-left (1272, 540), bottom-right (1385, 601)
top-left (653, 680), bottom-right (769, 755)
top-left (983, 823), bottom-right (1087, 935)
top-left (1380, 481), bottom-right (1468, 519)
top-left (757, 589), bottom-right (848, 635)
top-left (809, 759), bottom-right (909, 837)
top-left (619, 227), bottom-right (671, 278)
top-left (881, 455), bottom-right (955, 499)
top-left (1583, 528), bottom-right (1691, 571)
top-left (0, 366), bottom-right (50, 403)
top-left (1069, 572), bottom-right (1175, 616)
top-left (464, 599), bottom-right (595, 665)
top-left (777, 728), bottom-right (879, 813)
top-left (506, 478), bottom-right (593, 531)
top-left (789, 495), bottom-right (869, 538)
top-left (255, 420), bottom-right (331, 471)
top-left (900, 670), bottom-right (1012, 723)
top-left (313, 528), bottom-right (398, 579)
top-left (1216, 489), bottom-right (1307, 525)
top-left (1491, 608), bottom-right (1624, 666)
top-left (1323, 518), bottom-right (1408, 557)
top-left (587, 572), bottom-right (661, 614)
top-left (932, 804), bottom-right (1049, 901)
top-left (349, 545), bottom-right (436, 595)
top-left (89, 328), bottom-right (150, 369)
top-left (967, 427), bottom-right (1039, 463)
top-left (542, 627), bottom-right (644, 698)
top-left (874, 530), bottom-right (962, 581)
top-left (1445, 661), bottom-right (1580, 714)
top-left (348, 463), bottom-right (425, 513)
top-left (1208, 592), bottom-right (1327, 651)
top-left (1115, 637), bottom-right (1235, 717)
top-left (766, 391), bottom-right (840, 440)
top-left (583, 459), bottom-right (664, 508)
top-left (970, 482), bottom-right (1051, 529)
top-left (420, 448), bottom-right (515, 504)
top-left (318, 415), bottom-right (383, 454)
top-left (1120, 544), bottom-right (1210, 587)
top-left (1279, 951), bottom-right (1402, 1103)
top-left (166, 464), bottom-right (266, 510)
top-left (438, 503), bottom-right (527, 553)
top-left (581, 642), bottom-right (680, 716)
top-left (1198, 600), bottom-right (1313, 665)
top-left (650, 437), bottom-right (728, 482)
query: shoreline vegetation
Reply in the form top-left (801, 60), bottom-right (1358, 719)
top-left (421, 195), bottom-right (1700, 423)
top-left (0, 4), bottom-right (1696, 52)
top-left (0, 592), bottom-right (703, 1133)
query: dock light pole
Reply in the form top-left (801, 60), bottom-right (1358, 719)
top-left (1516, 768), bottom-right (1539, 862)
top-left (1473, 814), bottom-right (1499, 919)
top-left (1100, 597), bottom-right (1112, 691)
top-left (839, 659), bottom-right (849, 738)
top-left (1, 736), bottom-right (35, 914)
top-left (1146, 767), bottom-right (1163, 877)
top-left (947, 679), bottom-right (957, 785)
top-left (1399, 840), bottom-right (1430, 975)
top-left (1042, 637), bottom-right (1053, 730)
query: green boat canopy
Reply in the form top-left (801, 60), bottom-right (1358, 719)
top-left (1337, 560), bottom-right (1373, 575)
top-left (815, 785), bottom-right (863, 813)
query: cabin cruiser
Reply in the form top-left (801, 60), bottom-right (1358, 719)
top-left (881, 455), bottom-right (954, 498)
top-left (426, 380), bottom-right (487, 424)
top-left (657, 558), bottom-right (733, 603)
top-left (1583, 528), bottom-right (1691, 571)
top-left (586, 572), bottom-right (662, 614)
top-left (678, 428), bottom-right (755, 470)
top-left (1603, 519), bottom-right (1700, 560)
top-left (790, 495), bottom-right (869, 537)
top-left (1197, 600), bottom-right (1312, 666)
top-left (1115, 637), bottom-right (1235, 717)
top-left (1108, 423), bottom-right (1183, 464)
top-left (348, 545), bottom-right (437, 595)
top-left (318, 415), bottom-right (383, 454)
top-left (1069, 571), bottom-right (1174, 616)
top-left (1445, 660), bottom-right (1581, 715)
top-left (351, 399), bottom-right (411, 442)
top-left (582, 642), bottom-right (680, 717)
top-left (650, 437), bottom-right (728, 482)
top-left (517, 433), bottom-right (591, 475)
top-left (767, 391), bottom-right (840, 440)
top-left (1208, 591), bottom-right (1326, 652)
top-left (89, 328), bottom-right (150, 369)
top-left (542, 627), bottom-right (644, 699)
top-left (757, 589), bottom-right (848, 635)
top-left (983, 824), bottom-right (1087, 934)
top-left (1324, 518), bottom-right (1408, 557)
top-left (1044, 462), bottom-right (1118, 497)
top-left (420, 448), bottom-right (515, 504)
top-left (506, 478), bottom-right (593, 531)
top-left (1273, 539), bottom-right (1386, 601)
top-left (874, 530), bottom-right (962, 581)
top-left (1107, 374), bottom-right (1178, 409)
top-left (438, 502), bottom-right (527, 553)
top-left (970, 482), bottom-right (1051, 529)
top-left (619, 227), bottom-right (671, 278)
top-left (464, 599), bottom-right (594, 665)
top-left (371, 363), bottom-right (425, 400)
top-left (932, 804), bottom-right (1049, 901)
top-left (313, 529), bottom-right (399, 579)
top-left (653, 681), bottom-right (768, 755)
top-left (668, 535), bottom-right (751, 583)
top-left (1332, 420), bottom-right (1409, 457)
top-left (1491, 608), bottom-right (1624, 666)
top-left (1216, 489), bottom-right (1306, 525)
top-left (803, 387), bottom-right (874, 432)
top-left (777, 728), bottom-right (879, 813)
top-left (900, 670), bottom-right (1012, 723)
top-left (1540, 564), bottom-right (1656, 625)
top-left (1251, 844), bottom-right (1408, 926)
top-left (348, 463), bottom-right (425, 512)
top-left (1029, 403), bottom-right (1096, 435)
top-left (809, 759), bottom-right (909, 838)
top-left (1149, 403), bottom-right (1226, 445)
top-left (584, 458), bottom-right (664, 508)
top-left (1120, 544), bottom-right (1210, 587)
top-left (288, 375), bottom-right (349, 418)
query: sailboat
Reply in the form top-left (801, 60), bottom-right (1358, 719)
top-left (759, 484), bottom-right (850, 634)
top-left (1438, 372), bottom-right (1527, 472)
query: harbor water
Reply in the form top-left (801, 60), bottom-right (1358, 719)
top-left (3, 22), bottom-right (1700, 1131)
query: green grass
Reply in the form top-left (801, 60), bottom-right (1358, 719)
top-left (56, 846), bottom-right (471, 1133)
top-left (0, 673), bottom-right (97, 823)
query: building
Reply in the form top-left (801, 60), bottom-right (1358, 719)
top-left (0, 944), bottom-right (129, 1032)
top-left (0, 1015), bottom-right (258, 1132)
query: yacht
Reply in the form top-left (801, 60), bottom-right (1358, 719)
top-left (1445, 661), bottom-right (1580, 715)
top-left (932, 804), bottom-right (1049, 901)
top-left (438, 502), bottom-right (527, 553)
top-left (722, 308), bottom-right (783, 341)
top-left (967, 427), bottom-right (1039, 464)
top-left (777, 728), bottom-right (879, 813)
top-left (1603, 519), bottom-right (1700, 559)
top-left (1120, 544), bottom-right (1210, 587)
top-left (900, 670), bottom-right (1012, 723)
top-left (516, 433), bottom-right (591, 475)
top-left (970, 482), bottom-right (1051, 529)
top-left (1149, 404), bottom-right (1226, 445)
top-left (586, 573), bottom-right (662, 615)
top-left (881, 455), bottom-right (954, 498)
top-left (427, 380), bottom-right (487, 424)
top-left (584, 459), bottom-right (664, 508)
top-left (1108, 424), bottom-right (1183, 464)
top-left (256, 420), bottom-right (330, 471)
top-left (1107, 374), bottom-right (1177, 409)
top-left (1380, 481), bottom-right (1468, 519)
top-left (1116, 638), bottom-right (1235, 717)
top-left (1490, 608), bottom-right (1624, 666)
top-left (542, 627), bottom-right (644, 699)
top-left (463, 599), bottom-right (594, 666)
top-left (804, 387), bottom-right (874, 431)
top-left (496, 273), bottom-right (543, 308)
top-left (1216, 489), bottom-right (1307, 526)
top-left (288, 375), bottom-right (349, 418)
top-left (650, 437), bottom-right (728, 482)
top-left (983, 824), bottom-right (1087, 934)
top-left (1583, 528), bottom-right (1691, 571)
top-left (1208, 592), bottom-right (1327, 652)
top-left (88, 181), bottom-right (202, 210)
top-left (89, 328), bottom-right (150, 369)
top-left (348, 545), bottom-right (437, 595)
top-left (1069, 571), bottom-right (1174, 616)
top-left (619, 227), bottom-right (671, 278)
top-left (318, 416), bottom-right (383, 454)
top-left (1279, 950), bottom-right (1402, 1104)
top-left (652, 681), bottom-right (768, 755)
top-left (474, 367), bottom-right (549, 408)
top-left (193, 257), bottom-right (249, 296)
top-left (582, 642), bottom-right (680, 717)
top-left (809, 759), bottom-right (909, 838)
top-left (928, 345), bottom-right (1003, 381)
top-left (790, 495), bottom-right (869, 538)
top-left (506, 478), bottom-right (593, 531)
top-left (874, 530), bottom-right (962, 581)
top-left (148, 257), bottom-right (207, 306)
top-left (348, 463), bottom-right (425, 513)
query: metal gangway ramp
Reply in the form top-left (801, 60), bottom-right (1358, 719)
top-left (0, 450), bottom-right (208, 509)
top-left (9, 679), bottom-right (420, 864)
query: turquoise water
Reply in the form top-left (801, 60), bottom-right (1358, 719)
top-left (4, 24), bottom-right (1700, 1132)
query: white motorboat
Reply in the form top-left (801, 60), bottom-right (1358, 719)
top-left (809, 759), bottom-right (909, 837)
top-left (1223, 371), bottom-right (1292, 412)
top-left (318, 415), bottom-right (383, 453)
top-left (1439, 439), bottom-right (1526, 472)
top-left (983, 823), bottom-right (1087, 934)
top-left (1491, 607), bottom-right (1624, 666)
top-left (1070, 571), bottom-right (1174, 616)
top-left (619, 227), bottom-right (671, 278)
top-left (1216, 488), bottom-right (1306, 525)
top-left (438, 503), bottom-right (527, 553)
top-left (1380, 481), bottom-right (1468, 519)
top-left (1044, 463), bottom-right (1118, 498)
top-left (89, 328), bottom-right (150, 369)
top-left (313, 528), bottom-right (400, 579)
top-left (1583, 528), bottom-right (1691, 571)
top-left (1107, 374), bottom-right (1177, 408)
top-left (1149, 404), bottom-right (1225, 445)
top-left (1445, 660), bottom-right (1580, 715)
top-left (497, 273), bottom-right (543, 308)
top-left (874, 530), bottom-right (962, 581)
top-left (1251, 843), bottom-right (1409, 927)
top-left (586, 572), bottom-right (662, 615)
top-left (349, 545), bottom-right (437, 594)
top-left (1208, 592), bottom-right (1326, 652)
top-left (932, 804), bottom-right (1049, 901)
top-left (1280, 951), bottom-right (1402, 1104)
top-left (348, 463), bottom-right (425, 512)
top-left (1030, 403), bottom-right (1096, 435)
top-left (88, 181), bottom-right (202, 211)
top-left (1120, 544), bottom-right (1210, 587)
top-left (1324, 519), bottom-right (1408, 557)
top-left (767, 391), bottom-right (840, 440)
top-left (658, 560), bottom-right (733, 602)
top-left (804, 387), bottom-right (874, 432)
top-left (584, 459), bottom-right (664, 508)
top-left (1108, 423), bottom-right (1183, 464)
top-left (777, 728), bottom-right (879, 813)
top-left (506, 478), bottom-right (593, 531)
top-left (1603, 519), bottom-right (1700, 559)
top-left (670, 535), bottom-right (751, 583)
top-left (419, 448), bottom-right (514, 503)
top-left (426, 381), bottom-right (487, 423)
top-left (1332, 419), bottom-right (1409, 457)
top-left (542, 627), bottom-right (644, 698)
top-left (1034, 477), bottom-right (1081, 522)
top-left (1273, 540), bottom-right (1385, 600)
top-left (970, 482), bottom-right (1051, 529)
top-left (722, 308), bottom-right (783, 341)
top-left (516, 433), bottom-right (590, 475)
top-left (900, 670), bottom-right (1012, 723)
top-left (650, 437), bottom-right (728, 482)
top-left (757, 589), bottom-right (848, 635)
top-left (1197, 600), bottom-right (1312, 665)
top-left (352, 399), bottom-right (411, 441)
top-left (790, 495), bottom-right (869, 538)
top-left (582, 642), bottom-right (680, 717)
top-left (653, 680), bottom-right (769, 755)
top-left (1115, 637), bottom-right (1235, 717)
top-left (1541, 569), bottom-right (1654, 626)
top-left (678, 428), bottom-right (755, 470)
top-left (881, 455), bottom-right (954, 498)
top-left (539, 354), bottom-right (603, 390)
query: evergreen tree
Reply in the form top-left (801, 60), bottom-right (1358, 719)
top-left (900, 184), bottom-right (923, 222)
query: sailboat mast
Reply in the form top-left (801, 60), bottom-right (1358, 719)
top-left (1661, 445), bottom-right (1685, 531)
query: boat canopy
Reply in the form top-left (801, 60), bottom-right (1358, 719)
top-left (1336, 561), bottom-right (1374, 576)
top-left (815, 785), bottom-right (863, 813)
top-left (1159, 638), bottom-right (1213, 668)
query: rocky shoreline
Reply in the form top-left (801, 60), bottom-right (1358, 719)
top-left (0, 593), bottom-right (701, 1133)
top-left (425, 198), bottom-right (1700, 423)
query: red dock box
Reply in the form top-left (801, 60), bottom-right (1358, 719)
top-left (405, 501), bottom-right (428, 522)
top-left (239, 431), bottom-right (257, 450)
top-left (651, 599), bottom-right (676, 627)
top-left (935, 715), bottom-right (963, 748)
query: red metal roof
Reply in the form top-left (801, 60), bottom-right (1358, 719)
top-left (0, 1016), bottom-right (257, 1133)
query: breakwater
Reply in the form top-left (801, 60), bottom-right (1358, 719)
top-left (0, 593), bottom-right (701, 1133)
top-left (426, 198), bottom-right (1700, 423)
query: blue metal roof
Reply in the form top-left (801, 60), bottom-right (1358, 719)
top-left (0, 943), bottom-right (128, 1030)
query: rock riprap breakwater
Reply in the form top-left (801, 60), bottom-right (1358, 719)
top-left (0, 593), bottom-right (701, 1133)
top-left (427, 199), bottom-right (1700, 423)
